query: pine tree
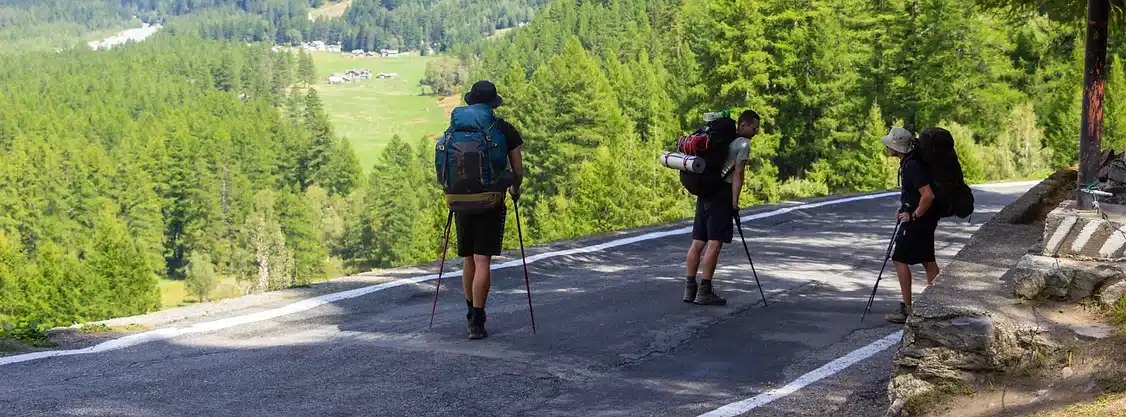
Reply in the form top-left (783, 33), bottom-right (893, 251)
top-left (272, 50), bottom-right (295, 97)
top-left (275, 190), bottom-right (326, 285)
top-left (302, 88), bottom-right (335, 190)
top-left (683, 0), bottom-right (772, 114)
top-left (362, 136), bottom-right (427, 267)
top-left (298, 50), bottom-right (317, 87)
top-left (214, 50), bottom-right (241, 93)
top-left (245, 190), bottom-right (293, 292)
top-left (888, 0), bottom-right (1022, 138)
top-left (184, 251), bottom-right (218, 302)
top-left (526, 37), bottom-right (631, 197)
top-left (946, 122), bottom-right (987, 183)
top-left (1036, 32), bottom-right (1084, 167)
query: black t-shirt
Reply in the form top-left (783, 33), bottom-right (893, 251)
top-left (496, 119), bottom-right (524, 152)
top-left (900, 154), bottom-right (937, 220)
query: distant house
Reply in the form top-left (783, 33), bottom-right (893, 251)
top-left (328, 75), bottom-right (345, 85)
top-left (379, 49), bottom-right (399, 56)
top-left (376, 72), bottom-right (398, 79)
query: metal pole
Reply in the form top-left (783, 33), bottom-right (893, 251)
top-left (1078, 0), bottom-right (1110, 210)
top-left (863, 220), bottom-right (902, 321)
top-left (733, 214), bottom-right (768, 307)
top-left (428, 210), bottom-right (454, 330)
top-left (514, 201), bottom-right (536, 334)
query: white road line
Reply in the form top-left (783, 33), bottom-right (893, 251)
top-left (1070, 219), bottom-right (1101, 253)
top-left (0, 181), bottom-right (1025, 367)
top-left (696, 330), bottom-right (905, 417)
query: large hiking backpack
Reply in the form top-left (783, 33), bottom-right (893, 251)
top-left (434, 104), bottom-right (513, 214)
top-left (912, 127), bottom-right (974, 219)
top-left (676, 116), bottom-right (739, 197)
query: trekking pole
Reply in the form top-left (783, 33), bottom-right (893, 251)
top-left (733, 214), bottom-right (769, 307)
top-left (514, 199), bottom-right (537, 334)
top-left (429, 210), bottom-right (455, 330)
top-left (862, 219), bottom-right (902, 321)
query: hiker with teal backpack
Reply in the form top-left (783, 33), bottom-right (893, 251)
top-left (432, 80), bottom-right (526, 340)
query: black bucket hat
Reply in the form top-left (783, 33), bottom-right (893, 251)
top-left (464, 80), bottom-right (503, 108)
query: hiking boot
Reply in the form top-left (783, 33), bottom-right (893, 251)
top-left (469, 307), bottom-right (488, 340)
top-left (693, 280), bottom-right (727, 306)
top-left (683, 277), bottom-right (698, 303)
top-left (885, 302), bottom-right (912, 324)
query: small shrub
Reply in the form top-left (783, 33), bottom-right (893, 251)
top-left (778, 178), bottom-right (830, 200)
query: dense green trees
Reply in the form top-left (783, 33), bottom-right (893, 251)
top-left (2, 0), bottom-right (539, 54)
top-left (0, 0), bottom-right (136, 52)
top-left (455, 0), bottom-right (1121, 241)
top-left (0, 36), bottom-right (361, 334)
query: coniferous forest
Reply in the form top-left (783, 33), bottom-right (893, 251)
top-left (1, 0), bottom-right (1125, 337)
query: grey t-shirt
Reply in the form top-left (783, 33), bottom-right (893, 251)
top-left (722, 137), bottom-right (751, 183)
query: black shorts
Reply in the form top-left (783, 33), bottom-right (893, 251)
top-left (692, 186), bottom-right (734, 243)
top-left (455, 207), bottom-right (507, 257)
top-left (892, 219), bottom-right (939, 265)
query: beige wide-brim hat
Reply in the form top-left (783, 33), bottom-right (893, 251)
top-left (882, 127), bottom-right (914, 154)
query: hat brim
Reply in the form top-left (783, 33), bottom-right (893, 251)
top-left (464, 93), bottom-right (503, 108)
top-left (882, 134), bottom-right (912, 154)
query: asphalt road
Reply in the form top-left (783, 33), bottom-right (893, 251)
top-left (0, 183), bottom-right (1034, 417)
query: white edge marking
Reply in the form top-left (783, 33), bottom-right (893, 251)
top-left (1070, 219), bottom-right (1102, 253)
top-left (696, 330), bottom-right (905, 417)
top-left (0, 189), bottom-right (975, 367)
top-left (1099, 224), bottom-right (1126, 257)
top-left (1045, 216), bottom-right (1079, 255)
top-left (970, 180), bottom-right (1042, 190)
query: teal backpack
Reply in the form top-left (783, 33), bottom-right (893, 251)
top-left (434, 104), bottom-right (512, 214)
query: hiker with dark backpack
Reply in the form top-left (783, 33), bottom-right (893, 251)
top-left (434, 80), bottom-right (524, 339)
top-left (679, 110), bottom-right (760, 306)
top-left (880, 126), bottom-right (974, 324)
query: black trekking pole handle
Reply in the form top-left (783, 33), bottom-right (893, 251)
top-left (733, 213), bottom-right (769, 307)
top-left (862, 219), bottom-right (902, 321)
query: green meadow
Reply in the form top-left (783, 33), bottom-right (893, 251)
top-left (311, 52), bottom-right (452, 171)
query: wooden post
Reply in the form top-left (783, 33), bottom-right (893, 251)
top-left (1078, 0), bottom-right (1110, 210)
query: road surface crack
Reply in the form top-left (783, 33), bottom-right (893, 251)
top-left (605, 281), bottom-right (819, 370)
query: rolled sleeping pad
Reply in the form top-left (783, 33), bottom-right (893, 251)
top-left (659, 151), bottom-right (706, 173)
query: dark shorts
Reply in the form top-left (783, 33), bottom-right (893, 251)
top-left (892, 219), bottom-right (939, 265)
top-left (692, 186), bottom-right (734, 243)
top-left (455, 207), bottom-right (507, 257)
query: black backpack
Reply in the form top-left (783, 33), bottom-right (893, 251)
top-left (677, 117), bottom-right (738, 197)
top-left (912, 127), bottom-right (974, 218)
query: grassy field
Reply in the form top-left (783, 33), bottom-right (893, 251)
top-left (309, 0), bottom-right (352, 19)
top-left (311, 52), bottom-right (453, 171)
top-left (158, 277), bottom-right (247, 309)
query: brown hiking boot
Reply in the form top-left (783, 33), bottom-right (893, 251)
top-left (885, 302), bottom-right (912, 324)
top-left (683, 277), bottom-right (698, 303)
top-left (693, 280), bottom-right (727, 306)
